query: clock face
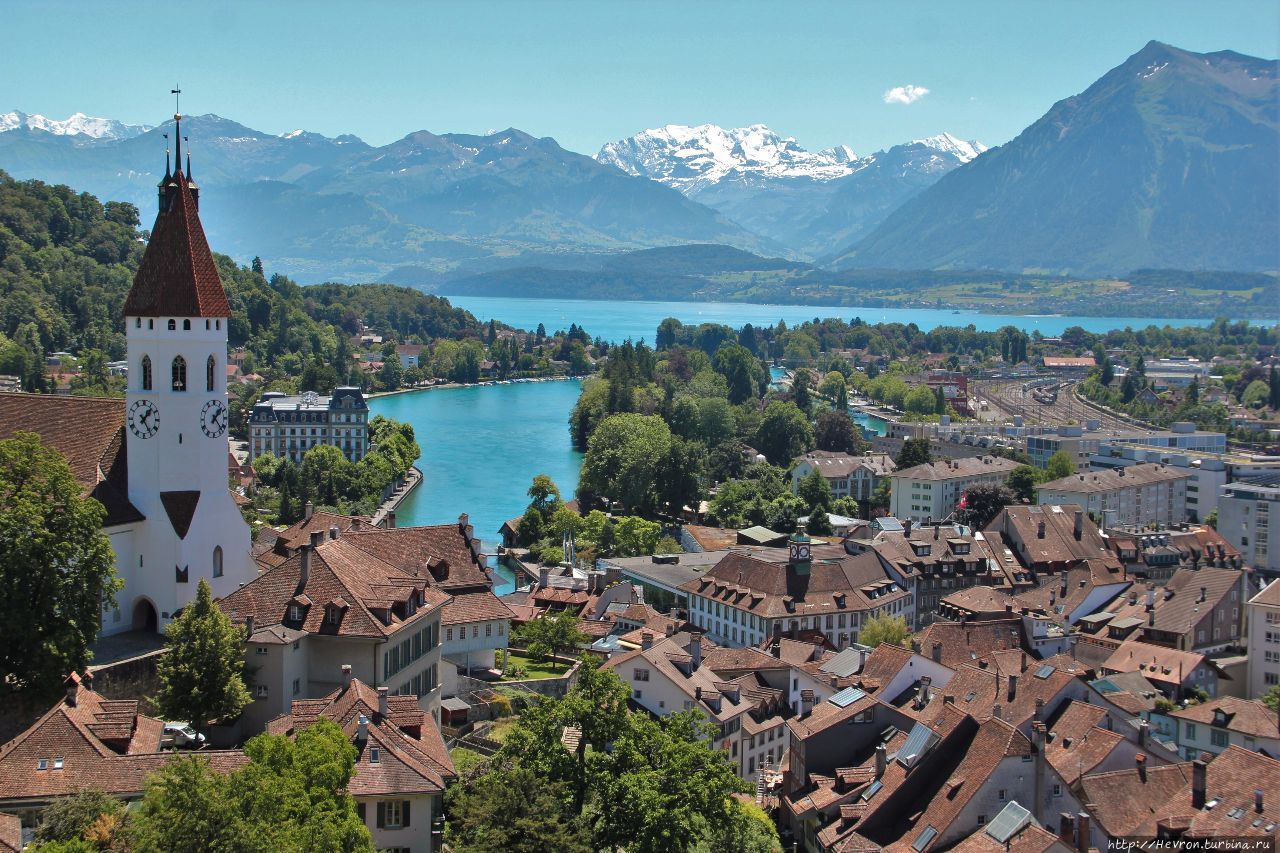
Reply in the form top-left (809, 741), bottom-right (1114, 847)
top-left (128, 399), bottom-right (160, 439)
top-left (201, 399), bottom-right (228, 438)
top-left (797, 545), bottom-right (811, 561)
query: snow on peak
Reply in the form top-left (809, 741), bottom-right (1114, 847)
top-left (598, 123), bottom-right (860, 193)
top-left (0, 111), bottom-right (152, 140)
top-left (282, 128), bottom-right (307, 139)
top-left (911, 132), bottom-right (988, 163)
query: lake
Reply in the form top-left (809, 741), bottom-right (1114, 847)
top-left (445, 295), bottom-right (1219, 346)
top-left (370, 380), bottom-right (584, 594)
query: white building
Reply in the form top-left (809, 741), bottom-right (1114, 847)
top-left (1248, 580), bottom-right (1280, 698)
top-left (1219, 477), bottom-right (1280, 578)
top-left (889, 456), bottom-right (1021, 523)
top-left (790, 450), bottom-right (897, 503)
top-left (0, 143), bottom-right (258, 638)
top-left (1038, 463), bottom-right (1191, 529)
top-left (249, 387), bottom-right (370, 464)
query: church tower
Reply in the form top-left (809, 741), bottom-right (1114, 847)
top-left (120, 112), bottom-right (257, 630)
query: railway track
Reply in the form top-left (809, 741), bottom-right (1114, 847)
top-left (973, 379), bottom-right (1134, 430)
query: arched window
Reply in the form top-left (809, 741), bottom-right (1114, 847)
top-left (167, 319), bottom-right (176, 331)
top-left (171, 355), bottom-right (186, 392)
top-left (206, 355), bottom-right (216, 392)
top-left (212, 546), bottom-right (223, 578)
top-left (183, 319), bottom-right (191, 331)
top-left (141, 355), bottom-right (152, 391)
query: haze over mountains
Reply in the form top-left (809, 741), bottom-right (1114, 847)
top-left (0, 41), bottom-right (1275, 286)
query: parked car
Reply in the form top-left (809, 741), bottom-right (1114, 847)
top-left (162, 723), bottom-right (206, 749)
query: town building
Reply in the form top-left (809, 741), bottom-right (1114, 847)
top-left (0, 130), bottom-right (258, 637)
top-left (1166, 696), bottom-right (1280, 760)
top-left (1037, 463), bottom-right (1191, 529)
top-left (1091, 567), bottom-right (1249, 654)
top-left (395, 343), bottom-right (424, 369)
top-left (790, 450), bottom-right (897, 503)
top-left (1027, 422), bottom-right (1226, 470)
top-left (1218, 475), bottom-right (1280, 578)
top-left (1247, 579), bottom-right (1280, 697)
top-left (248, 387), bottom-right (370, 464)
top-left (220, 528), bottom-right (450, 735)
top-left (1144, 357), bottom-right (1211, 389)
top-left (266, 674), bottom-right (455, 852)
top-left (889, 455), bottom-right (1022, 524)
top-left (0, 672), bottom-right (246, 834)
top-left (1100, 640), bottom-right (1224, 700)
top-left (678, 532), bottom-right (912, 650)
top-left (1103, 524), bottom-right (1242, 583)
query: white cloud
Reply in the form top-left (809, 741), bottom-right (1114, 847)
top-left (883, 84), bottom-right (930, 105)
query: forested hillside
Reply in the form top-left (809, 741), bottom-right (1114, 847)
top-left (0, 170), bottom-right (483, 393)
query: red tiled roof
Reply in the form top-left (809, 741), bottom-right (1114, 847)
top-left (123, 172), bottom-right (231, 318)
top-left (0, 813), bottom-right (19, 853)
top-left (1169, 696), bottom-right (1279, 739)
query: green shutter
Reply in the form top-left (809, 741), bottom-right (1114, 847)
top-left (376, 801), bottom-right (385, 828)
top-left (402, 800), bottom-right (411, 827)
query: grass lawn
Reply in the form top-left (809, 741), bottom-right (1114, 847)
top-left (498, 649), bottom-right (570, 681)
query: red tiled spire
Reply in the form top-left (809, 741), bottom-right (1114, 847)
top-left (123, 168), bottom-right (230, 318)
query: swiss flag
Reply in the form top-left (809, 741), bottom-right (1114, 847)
top-left (958, 491), bottom-right (969, 510)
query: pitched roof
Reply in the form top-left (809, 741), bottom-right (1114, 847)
top-left (916, 619), bottom-right (1026, 669)
top-left (796, 451), bottom-right (897, 478)
top-left (0, 393), bottom-right (143, 526)
top-left (1101, 640), bottom-right (1217, 687)
top-left (985, 504), bottom-right (1116, 568)
top-left (1044, 700), bottom-right (1129, 785)
top-left (1039, 462), bottom-right (1191, 494)
top-left (267, 677), bottom-right (454, 795)
top-left (1103, 566), bottom-right (1244, 638)
top-left (0, 813), bottom-right (19, 853)
top-left (342, 521), bottom-right (490, 591)
top-left (123, 171), bottom-right (231, 318)
top-left (1252, 579), bottom-right (1280, 608)
top-left (1169, 696), bottom-right (1279, 739)
top-left (892, 455), bottom-right (1020, 482)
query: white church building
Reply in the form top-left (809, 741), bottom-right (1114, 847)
top-left (0, 129), bottom-right (258, 636)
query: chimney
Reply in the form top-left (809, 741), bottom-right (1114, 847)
top-left (993, 703), bottom-right (1002, 720)
top-left (944, 694), bottom-right (955, 705)
top-left (690, 632), bottom-right (703, 670)
top-left (874, 744), bottom-right (887, 778)
top-left (1075, 813), bottom-right (1090, 853)
top-left (1074, 510), bottom-right (1083, 540)
top-left (1192, 758), bottom-right (1208, 809)
top-left (245, 614), bottom-right (255, 637)
top-left (931, 642), bottom-right (943, 663)
top-left (1058, 814), bottom-right (1075, 849)
top-left (1034, 697), bottom-right (1045, 722)
top-left (1038, 520), bottom-right (1046, 539)
top-left (1139, 719), bottom-right (1149, 748)
top-left (1256, 788), bottom-right (1265, 814)
top-left (377, 686), bottom-right (389, 719)
top-left (1136, 752), bottom-right (1147, 782)
top-left (904, 518), bottom-right (913, 538)
top-left (538, 567), bottom-right (550, 589)
top-left (1148, 608), bottom-right (1155, 627)
top-left (771, 638), bottom-right (781, 658)
top-left (299, 544), bottom-right (312, 589)
top-left (341, 664), bottom-right (353, 689)
top-left (641, 632), bottom-right (653, 650)
top-left (357, 713), bottom-right (368, 743)
top-left (1146, 585), bottom-right (1156, 610)
top-left (915, 676), bottom-right (932, 709)
top-left (64, 673), bottom-right (80, 707)
top-left (800, 689), bottom-right (815, 718)
top-left (310, 530), bottom-right (324, 549)
top-left (1199, 586), bottom-right (1207, 603)
top-left (695, 686), bottom-right (703, 704)
top-left (329, 525), bottom-right (340, 540)
top-left (304, 500), bottom-right (314, 520)
top-left (934, 523), bottom-right (940, 541)
top-left (385, 510), bottom-right (396, 529)
top-left (1007, 674), bottom-right (1018, 703)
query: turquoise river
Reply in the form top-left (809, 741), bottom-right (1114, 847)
top-left (371, 297), bottom-right (1229, 592)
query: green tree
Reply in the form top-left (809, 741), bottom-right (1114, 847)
top-left (33, 789), bottom-right (123, 846)
top-left (516, 611), bottom-right (589, 671)
top-left (755, 401), bottom-right (814, 467)
top-left (956, 483), bottom-right (1015, 529)
top-left (1008, 465), bottom-right (1040, 503)
top-left (831, 496), bottom-right (860, 518)
top-left (580, 414), bottom-right (673, 512)
top-left (713, 343), bottom-right (763, 405)
top-left (796, 468), bottom-right (833, 513)
top-left (0, 432), bottom-right (119, 699)
top-left (814, 410), bottom-right (865, 455)
top-left (1044, 450), bottom-right (1076, 481)
top-left (895, 438), bottom-right (933, 470)
top-left (1270, 365), bottom-right (1280, 410)
top-left (1261, 684), bottom-right (1280, 712)
top-left (446, 764), bottom-right (592, 853)
top-left (612, 515), bottom-right (664, 557)
top-left (859, 614), bottom-right (910, 647)
top-left (154, 578), bottom-right (252, 740)
top-left (792, 369), bottom-right (813, 413)
top-left (903, 385), bottom-right (936, 416)
top-left (1242, 379), bottom-right (1271, 408)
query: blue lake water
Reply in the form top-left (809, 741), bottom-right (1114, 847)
top-left (445, 295), bottom-right (1220, 346)
top-left (369, 380), bottom-right (584, 595)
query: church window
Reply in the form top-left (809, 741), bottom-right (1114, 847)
top-left (182, 319), bottom-right (191, 331)
top-left (207, 355), bottom-right (216, 392)
top-left (141, 355), bottom-right (152, 391)
top-left (148, 319), bottom-right (154, 330)
top-left (135, 318), bottom-right (141, 328)
top-left (213, 546), bottom-right (223, 578)
top-left (168, 319), bottom-right (176, 331)
top-left (205, 320), bottom-right (210, 330)
top-left (172, 356), bottom-right (186, 391)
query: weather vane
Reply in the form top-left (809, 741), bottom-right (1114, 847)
top-left (171, 85), bottom-right (181, 119)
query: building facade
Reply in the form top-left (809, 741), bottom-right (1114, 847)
top-left (248, 386), bottom-right (369, 463)
top-left (1037, 463), bottom-right (1191, 529)
top-left (889, 456), bottom-right (1021, 523)
top-left (790, 450), bottom-right (897, 503)
top-left (1247, 580), bottom-right (1280, 698)
top-left (1219, 478), bottom-right (1280, 577)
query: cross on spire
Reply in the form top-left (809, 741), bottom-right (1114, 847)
top-left (171, 85), bottom-right (181, 116)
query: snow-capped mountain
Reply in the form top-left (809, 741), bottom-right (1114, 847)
top-left (598, 124), bottom-right (987, 258)
top-left (0, 111), bottom-right (151, 140)
top-left (598, 124), bottom-right (861, 193)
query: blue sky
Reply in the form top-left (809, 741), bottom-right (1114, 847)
top-left (5, 0), bottom-right (1276, 155)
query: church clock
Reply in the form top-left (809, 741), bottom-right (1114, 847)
top-left (128, 399), bottom-right (160, 439)
top-left (201, 399), bottom-right (228, 438)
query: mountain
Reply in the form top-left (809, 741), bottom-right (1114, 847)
top-left (0, 114), bottom-right (771, 281)
top-left (597, 125), bottom-right (985, 258)
top-left (830, 42), bottom-right (1280, 274)
top-left (0, 110), bottom-right (151, 140)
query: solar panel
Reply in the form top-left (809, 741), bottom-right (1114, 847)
top-left (820, 648), bottom-right (865, 678)
top-left (829, 687), bottom-right (868, 708)
top-left (912, 825), bottom-right (938, 852)
top-left (861, 779), bottom-right (883, 801)
top-left (984, 801), bottom-right (1031, 843)
top-left (1035, 664), bottom-right (1055, 680)
top-left (897, 722), bottom-right (940, 768)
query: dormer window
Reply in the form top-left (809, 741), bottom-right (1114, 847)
top-left (325, 606), bottom-right (340, 625)
top-left (913, 544), bottom-right (932, 557)
top-left (288, 604), bottom-right (303, 622)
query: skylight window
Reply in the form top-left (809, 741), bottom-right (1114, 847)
top-left (912, 825), bottom-right (939, 852)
